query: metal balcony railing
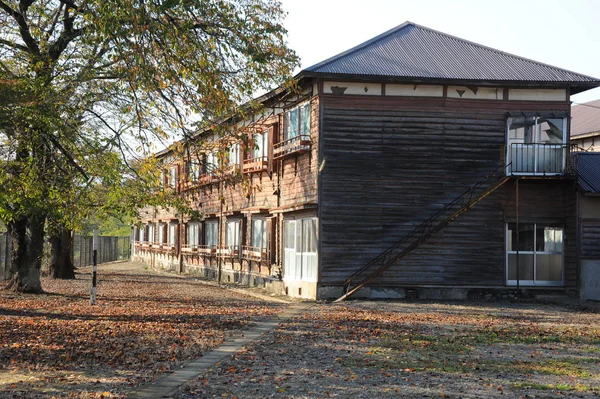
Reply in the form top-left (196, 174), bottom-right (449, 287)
top-left (506, 143), bottom-right (571, 176)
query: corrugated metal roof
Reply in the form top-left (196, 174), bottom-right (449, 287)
top-left (577, 153), bottom-right (600, 193)
top-left (571, 99), bottom-right (600, 137)
top-left (304, 22), bottom-right (600, 86)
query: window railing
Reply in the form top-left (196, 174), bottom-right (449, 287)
top-left (241, 245), bottom-right (268, 262)
top-left (273, 135), bottom-right (311, 159)
top-left (243, 156), bottom-right (268, 173)
top-left (217, 245), bottom-right (240, 257)
top-left (181, 244), bottom-right (199, 253)
top-left (506, 143), bottom-right (569, 176)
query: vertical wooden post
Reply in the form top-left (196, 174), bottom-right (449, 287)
top-left (515, 179), bottom-right (520, 298)
top-left (90, 229), bottom-right (98, 305)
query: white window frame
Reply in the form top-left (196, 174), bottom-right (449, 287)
top-left (228, 143), bottom-right (240, 167)
top-left (505, 223), bottom-right (564, 286)
top-left (251, 218), bottom-right (267, 249)
top-left (168, 223), bottom-right (177, 246)
top-left (204, 220), bottom-right (219, 248)
top-left (169, 166), bottom-right (177, 188)
top-left (506, 116), bottom-right (567, 176)
top-left (252, 130), bottom-right (268, 160)
top-left (158, 223), bottom-right (166, 244)
top-left (206, 152), bottom-right (218, 174)
top-left (187, 222), bottom-right (199, 248)
top-left (227, 219), bottom-right (241, 252)
top-left (284, 101), bottom-right (311, 141)
top-left (283, 216), bottom-right (318, 282)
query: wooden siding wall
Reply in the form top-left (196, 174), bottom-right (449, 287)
top-left (137, 96), bottom-right (320, 277)
top-left (319, 95), bottom-right (575, 287)
top-left (580, 197), bottom-right (600, 260)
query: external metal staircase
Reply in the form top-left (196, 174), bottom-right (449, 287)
top-left (334, 164), bottom-right (511, 302)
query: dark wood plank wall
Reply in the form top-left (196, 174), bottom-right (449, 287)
top-left (319, 94), bottom-right (576, 287)
top-left (581, 219), bottom-right (600, 259)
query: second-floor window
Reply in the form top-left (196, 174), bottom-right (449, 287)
top-left (253, 130), bottom-right (268, 159)
top-left (188, 161), bottom-right (201, 181)
top-left (169, 167), bottom-right (177, 188)
top-left (507, 116), bottom-right (567, 175)
top-left (206, 152), bottom-right (218, 174)
top-left (228, 143), bottom-right (241, 167)
top-left (284, 102), bottom-right (310, 141)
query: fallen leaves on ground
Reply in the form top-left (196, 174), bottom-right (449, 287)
top-left (0, 263), bottom-right (283, 398)
top-left (178, 301), bottom-right (600, 399)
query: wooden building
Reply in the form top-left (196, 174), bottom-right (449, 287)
top-left (571, 99), bottom-right (600, 152)
top-left (133, 22), bottom-right (600, 300)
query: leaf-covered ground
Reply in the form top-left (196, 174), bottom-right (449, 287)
top-left (177, 300), bottom-right (600, 399)
top-left (0, 262), bottom-right (284, 398)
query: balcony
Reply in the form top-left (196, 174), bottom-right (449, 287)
top-left (273, 135), bottom-right (311, 160)
top-left (506, 143), bottom-right (572, 176)
top-left (241, 245), bottom-right (268, 262)
top-left (243, 156), bottom-right (268, 173)
top-left (217, 245), bottom-right (240, 258)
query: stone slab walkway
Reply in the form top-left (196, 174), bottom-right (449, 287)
top-left (127, 302), bottom-right (313, 399)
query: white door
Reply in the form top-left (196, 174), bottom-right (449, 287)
top-left (284, 220), bottom-right (298, 279)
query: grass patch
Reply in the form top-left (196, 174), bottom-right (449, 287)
top-left (509, 359), bottom-right (594, 378)
top-left (514, 382), bottom-right (600, 393)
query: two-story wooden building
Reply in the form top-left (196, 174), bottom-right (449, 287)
top-left (133, 22), bottom-right (600, 300)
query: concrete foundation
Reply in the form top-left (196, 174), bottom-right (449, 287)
top-left (580, 260), bottom-right (600, 301)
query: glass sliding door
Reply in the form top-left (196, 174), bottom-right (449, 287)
top-left (284, 217), bottom-right (318, 282)
top-left (506, 223), bottom-right (564, 286)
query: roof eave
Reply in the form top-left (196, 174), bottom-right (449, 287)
top-left (297, 71), bottom-right (600, 92)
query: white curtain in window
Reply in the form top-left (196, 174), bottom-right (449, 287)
top-left (169, 223), bottom-right (177, 246)
top-left (229, 143), bottom-right (240, 166)
top-left (227, 220), bottom-right (240, 250)
top-left (252, 219), bottom-right (266, 248)
top-left (205, 221), bottom-right (218, 247)
top-left (187, 223), bottom-right (199, 246)
top-left (300, 102), bottom-right (311, 136)
top-left (170, 167), bottom-right (177, 188)
top-left (253, 131), bottom-right (267, 159)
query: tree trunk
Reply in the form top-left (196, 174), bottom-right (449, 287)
top-left (50, 227), bottom-right (75, 279)
top-left (7, 213), bottom-right (46, 293)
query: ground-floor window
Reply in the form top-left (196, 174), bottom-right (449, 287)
top-left (506, 223), bottom-right (564, 286)
top-left (284, 217), bottom-right (317, 281)
top-left (227, 219), bottom-right (241, 252)
top-left (251, 218), bottom-right (266, 250)
top-left (187, 222), bottom-right (200, 248)
top-left (168, 223), bottom-right (177, 246)
top-left (146, 224), bottom-right (154, 243)
top-left (204, 220), bottom-right (218, 248)
top-left (158, 223), bottom-right (166, 244)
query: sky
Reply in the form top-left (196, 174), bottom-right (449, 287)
top-left (279, 0), bottom-right (600, 104)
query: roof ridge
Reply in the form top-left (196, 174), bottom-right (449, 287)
top-left (409, 22), bottom-right (598, 81)
top-left (303, 21), bottom-right (600, 83)
top-left (304, 21), bottom-right (415, 72)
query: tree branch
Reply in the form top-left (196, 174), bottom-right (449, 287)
top-left (0, 0), bottom-right (40, 55)
top-left (45, 133), bottom-right (89, 180)
top-left (0, 37), bottom-right (29, 52)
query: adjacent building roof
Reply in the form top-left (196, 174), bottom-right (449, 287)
top-left (302, 22), bottom-right (600, 92)
top-left (577, 152), bottom-right (600, 193)
top-left (571, 99), bottom-right (600, 138)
